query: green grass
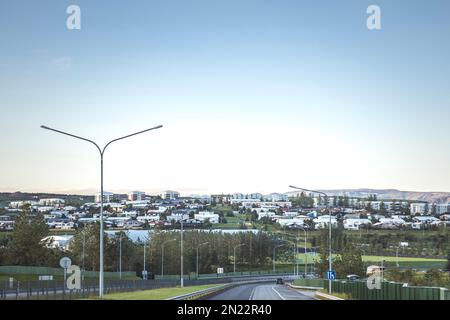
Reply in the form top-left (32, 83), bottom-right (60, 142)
top-left (102, 284), bottom-right (220, 300)
top-left (295, 253), bottom-right (447, 270)
top-left (362, 255), bottom-right (446, 262)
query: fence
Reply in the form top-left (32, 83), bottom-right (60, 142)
top-left (0, 266), bottom-right (135, 279)
top-left (0, 277), bottom-right (233, 300)
top-left (293, 278), bottom-right (325, 288)
top-left (154, 270), bottom-right (296, 280)
top-left (293, 278), bottom-right (450, 300)
top-left (0, 272), bottom-right (298, 300)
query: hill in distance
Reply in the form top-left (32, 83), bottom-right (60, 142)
top-left (285, 188), bottom-right (450, 204)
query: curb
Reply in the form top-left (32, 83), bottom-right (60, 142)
top-left (287, 283), bottom-right (323, 291)
top-left (314, 291), bottom-right (344, 300)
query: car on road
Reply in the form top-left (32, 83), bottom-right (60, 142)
top-left (276, 278), bottom-right (284, 284)
top-left (346, 274), bottom-right (360, 281)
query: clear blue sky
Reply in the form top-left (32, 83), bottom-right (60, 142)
top-left (1, 0), bottom-right (449, 195)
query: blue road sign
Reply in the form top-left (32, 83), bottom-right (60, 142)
top-left (326, 270), bottom-right (336, 280)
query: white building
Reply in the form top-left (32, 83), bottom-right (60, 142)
top-left (410, 203), bottom-right (428, 215)
top-left (162, 190), bottom-right (180, 200)
top-left (277, 217), bottom-right (307, 228)
top-left (430, 204), bottom-right (450, 215)
top-left (378, 217), bottom-right (406, 226)
top-left (41, 235), bottom-right (73, 250)
top-left (137, 215), bottom-right (160, 223)
top-left (166, 213), bottom-right (189, 223)
top-left (95, 192), bottom-right (116, 203)
top-left (128, 191), bottom-right (146, 201)
top-left (264, 193), bottom-right (288, 202)
top-left (9, 200), bottom-right (38, 208)
top-left (194, 211), bottom-right (219, 224)
top-left (343, 218), bottom-right (371, 230)
top-left (231, 193), bottom-right (245, 199)
top-left (257, 211), bottom-right (277, 220)
top-left (313, 215), bottom-right (337, 229)
top-left (39, 198), bottom-right (65, 206)
top-left (36, 206), bottom-right (55, 213)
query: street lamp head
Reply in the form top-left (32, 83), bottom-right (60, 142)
top-left (40, 125), bottom-right (50, 130)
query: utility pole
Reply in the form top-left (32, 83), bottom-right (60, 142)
top-left (181, 219), bottom-right (184, 287)
top-left (41, 124), bottom-right (163, 298)
top-left (290, 185), bottom-right (332, 294)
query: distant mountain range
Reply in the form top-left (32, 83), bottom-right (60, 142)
top-left (285, 188), bottom-right (450, 203)
top-left (0, 192), bottom-right (94, 207)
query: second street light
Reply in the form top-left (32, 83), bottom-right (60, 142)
top-left (41, 124), bottom-right (163, 298)
top-left (290, 185), bottom-right (333, 294)
top-left (161, 238), bottom-right (176, 278)
top-left (196, 242), bottom-right (209, 279)
top-left (233, 244), bottom-right (246, 274)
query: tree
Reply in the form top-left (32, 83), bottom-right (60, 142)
top-left (379, 201), bottom-right (386, 215)
top-left (69, 223), bottom-right (110, 271)
top-left (6, 205), bottom-right (52, 266)
top-left (334, 242), bottom-right (365, 277)
top-left (447, 251), bottom-right (450, 272)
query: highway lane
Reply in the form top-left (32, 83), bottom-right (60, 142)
top-left (207, 283), bottom-right (316, 300)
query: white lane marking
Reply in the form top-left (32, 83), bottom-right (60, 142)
top-left (249, 287), bottom-right (256, 300)
top-left (271, 286), bottom-right (286, 300)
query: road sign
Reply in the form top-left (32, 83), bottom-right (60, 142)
top-left (217, 267), bottom-right (224, 274)
top-left (326, 270), bottom-right (336, 280)
top-left (59, 257), bottom-right (72, 269)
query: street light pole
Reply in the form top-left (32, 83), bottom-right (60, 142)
top-left (289, 185), bottom-right (332, 294)
top-left (196, 242), bottom-right (209, 279)
top-left (180, 219), bottom-right (184, 288)
top-left (143, 240), bottom-right (147, 278)
top-left (297, 228), bottom-right (308, 277)
top-left (119, 233), bottom-right (122, 280)
top-left (41, 124), bottom-right (163, 298)
top-left (82, 230), bottom-right (85, 282)
top-left (233, 244), bottom-right (245, 274)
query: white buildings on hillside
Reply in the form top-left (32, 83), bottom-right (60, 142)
top-left (128, 191), bottom-right (146, 201)
top-left (432, 204), bottom-right (450, 215)
top-left (166, 213), bottom-right (189, 223)
top-left (39, 198), bottom-right (65, 206)
top-left (410, 203), bottom-right (427, 215)
top-left (194, 211), bottom-right (219, 224)
top-left (9, 200), bottom-right (38, 208)
top-left (162, 190), bottom-right (180, 200)
top-left (313, 215), bottom-right (337, 229)
top-left (95, 192), bottom-right (116, 203)
top-left (343, 218), bottom-right (371, 230)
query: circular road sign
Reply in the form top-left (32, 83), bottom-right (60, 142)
top-left (59, 257), bottom-right (72, 269)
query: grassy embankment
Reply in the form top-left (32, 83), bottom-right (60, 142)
top-left (101, 284), bottom-right (220, 300)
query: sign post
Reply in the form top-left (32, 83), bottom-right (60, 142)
top-left (60, 257), bottom-right (72, 296)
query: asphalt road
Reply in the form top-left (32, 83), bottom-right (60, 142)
top-left (207, 283), bottom-right (316, 300)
